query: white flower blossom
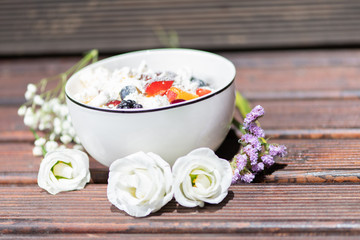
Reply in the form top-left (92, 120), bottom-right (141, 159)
top-left (34, 137), bottom-right (46, 146)
top-left (73, 144), bottom-right (84, 151)
top-left (49, 132), bottom-right (56, 141)
top-left (23, 108), bottom-right (38, 128)
top-left (53, 117), bottom-right (61, 127)
top-left (59, 105), bottom-right (69, 117)
top-left (25, 84), bottom-right (37, 101)
top-left (172, 148), bottom-right (232, 208)
top-left (32, 146), bottom-right (43, 156)
top-left (17, 105), bottom-right (27, 116)
top-left (52, 102), bottom-right (62, 115)
top-left (38, 123), bottom-right (45, 131)
top-left (33, 95), bottom-right (44, 106)
top-left (45, 140), bottom-right (58, 152)
top-left (74, 136), bottom-right (81, 144)
top-left (49, 98), bottom-right (60, 110)
top-left (37, 149), bottom-right (91, 195)
top-left (39, 113), bottom-right (52, 131)
top-left (67, 127), bottom-right (76, 138)
top-left (41, 101), bottom-right (51, 112)
top-left (25, 91), bottom-right (35, 101)
top-left (27, 83), bottom-right (37, 93)
top-left (62, 120), bottom-right (71, 131)
top-left (107, 151), bottom-right (173, 217)
top-left (60, 134), bottom-right (72, 144)
top-left (54, 126), bottom-right (62, 135)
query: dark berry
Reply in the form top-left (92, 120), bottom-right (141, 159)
top-left (170, 99), bottom-right (186, 104)
top-left (120, 86), bottom-right (138, 100)
top-left (116, 100), bottom-right (143, 109)
top-left (190, 77), bottom-right (207, 87)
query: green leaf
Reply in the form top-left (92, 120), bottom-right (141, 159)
top-left (259, 137), bottom-right (268, 145)
top-left (235, 91), bottom-right (252, 119)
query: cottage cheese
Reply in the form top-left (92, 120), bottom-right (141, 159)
top-left (73, 61), bottom-right (213, 110)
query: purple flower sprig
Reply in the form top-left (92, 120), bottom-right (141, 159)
top-left (230, 105), bottom-right (287, 184)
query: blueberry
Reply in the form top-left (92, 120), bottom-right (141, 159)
top-left (116, 100), bottom-right (143, 109)
top-left (190, 77), bottom-right (207, 87)
top-left (120, 86), bottom-right (137, 100)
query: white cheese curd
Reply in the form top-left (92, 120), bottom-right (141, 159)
top-left (74, 62), bottom-right (213, 110)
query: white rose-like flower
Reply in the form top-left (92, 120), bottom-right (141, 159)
top-left (107, 152), bottom-right (173, 217)
top-left (37, 149), bottom-right (91, 195)
top-left (173, 148), bottom-right (232, 208)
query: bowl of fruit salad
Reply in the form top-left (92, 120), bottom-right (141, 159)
top-left (65, 48), bottom-right (236, 167)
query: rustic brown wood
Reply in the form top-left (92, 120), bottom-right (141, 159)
top-left (1, 138), bottom-right (359, 184)
top-left (1, 184), bottom-right (360, 235)
top-left (265, 129), bottom-right (360, 139)
top-left (2, 50), bottom-right (360, 238)
top-left (8, 235), bottom-right (360, 240)
top-left (2, 0), bottom-right (360, 55)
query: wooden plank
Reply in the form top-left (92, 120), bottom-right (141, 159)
top-left (0, 57), bottom-right (79, 105)
top-left (251, 99), bottom-right (360, 129)
top-left (1, 184), bottom-right (360, 235)
top-left (7, 235), bottom-right (360, 240)
top-left (2, 0), bottom-right (360, 54)
top-left (1, 138), bottom-right (360, 184)
top-left (265, 129), bottom-right (360, 139)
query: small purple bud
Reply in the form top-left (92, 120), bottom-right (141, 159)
top-left (269, 144), bottom-right (287, 157)
top-left (252, 162), bottom-right (264, 173)
top-left (231, 168), bottom-right (240, 184)
top-left (240, 172), bottom-right (255, 183)
top-left (244, 105), bottom-right (265, 128)
top-left (235, 154), bottom-right (247, 171)
top-left (241, 134), bottom-right (262, 151)
top-left (243, 145), bottom-right (258, 165)
top-left (261, 154), bottom-right (275, 166)
top-left (248, 122), bottom-right (265, 138)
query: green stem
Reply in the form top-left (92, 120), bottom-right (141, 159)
top-left (65, 49), bottom-right (98, 76)
top-left (232, 118), bottom-right (246, 135)
top-left (30, 128), bottom-right (47, 157)
top-left (235, 91), bottom-right (252, 120)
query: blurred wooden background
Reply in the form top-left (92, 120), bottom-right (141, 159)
top-left (2, 0), bottom-right (360, 56)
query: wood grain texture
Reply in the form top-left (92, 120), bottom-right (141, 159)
top-left (1, 184), bottom-right (360, 235)
top-left (2, 51), bottom-right (360, 238)
top-left (8, 235), bottom-right (360, 240)
top-left (2, 0), bottom-right (360, 55)
top-left (1, 139), bottom-right (360, 184)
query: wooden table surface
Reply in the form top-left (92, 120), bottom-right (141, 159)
top-left (1, 49), bottom-right (360, 239)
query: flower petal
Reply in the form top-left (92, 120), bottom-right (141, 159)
top-left (173, 147), bottom-right (232, 207)
top-left (37, 149), bottom-right (90, 195)
top-left (107, 151), bottom-right (173, 217)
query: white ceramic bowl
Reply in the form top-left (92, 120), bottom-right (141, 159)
top-left (65, 49), bottom-right (236, 167)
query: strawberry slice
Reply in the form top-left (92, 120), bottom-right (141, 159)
top-left (145, 81), bottom-right (174, 96)
top-left (166, 89), bottom-right (178, 102)
top-left (196, 88), bottom-right (212, 97)
top-left (106, 100), bottom-right (121, 107)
